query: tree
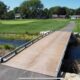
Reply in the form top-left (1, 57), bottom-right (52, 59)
top-left (69, 9), bottom-right (75, 15)
top-left (49, 6), bottom-right (61, 15)
top-left (75, 8), bottom-right (80, 15)
top-left (7, 10), bottom-right (15, 19)
top-left (59, 7), bottom-right (67, 15)
top-left (20, 6), bottom-right (31, 18)
top-left (0, 1), bottom-right (7, 19)
top-left (49, 6), bottom-right (72, 18)
top-left (14, 7), bottom-right (20, 13)
top-left (21, 0), bottom-right (43, 10)
top-left (42, 8), bottom-right (49, 18)
top-left (20, 0), bottom-right (44, 18)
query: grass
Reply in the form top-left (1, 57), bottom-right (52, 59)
top-left (0, 44), bottom-right (15, 56)
top-left (0, 19), bottom-right (70, 56)
top-left (74, 19), bottom-right (80, 32)
top-left (0, 44), bottom-right (15, 50)
top-left (0, 19), bottom-right (70, 40)
top-left (0, 19), bottom-right (69, 34)
top-left (0, 33), bottom-right (38, 41)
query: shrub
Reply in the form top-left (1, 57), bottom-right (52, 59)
top-left (25, 32), bottom-right (39, 35)
top-left (0, 45), bottom-right (4, 49)
top-left (4, 44), bottom-right (15, 50)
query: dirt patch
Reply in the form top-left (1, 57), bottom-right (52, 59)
top-left (0, 49), bottom-right (12, 57)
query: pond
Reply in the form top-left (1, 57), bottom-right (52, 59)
top-left (0, 39), bottom-right (27, 47)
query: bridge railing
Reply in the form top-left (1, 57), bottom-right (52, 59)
top-left (0, 31), bottom-right (53, 63)
top-left (18, 77), bottom-right (64, 80)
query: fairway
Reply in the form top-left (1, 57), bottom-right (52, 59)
top-left (0, 19), bottom-right (69, 33)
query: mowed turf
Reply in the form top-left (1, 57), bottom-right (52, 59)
top-left (0, 19), bottom-right (69, 33)
top-left (74, 19), bottom-right (80, 32)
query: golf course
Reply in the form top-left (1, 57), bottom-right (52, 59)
top-left (0, 0), bottom-right (80, 79)
top-left (0, 19), bottom-right (80, 40)
top-left (0, 19), bottom-right (69, 33)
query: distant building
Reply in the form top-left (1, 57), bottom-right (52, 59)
top-left (59, 15), bottom-right (66, 18)
top-left (71, 16), bottom-right (76, 20)
top-left (52, 14), bottom-right (66, 18)
top-left (52, 14), bottom-right (58, 18)
top-left (15, 13), bottom-right (22, 19)
top-left (70, 15), bottom-right (80, 19)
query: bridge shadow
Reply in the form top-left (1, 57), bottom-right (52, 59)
top-left (60, 33), bottom-right (80, 77)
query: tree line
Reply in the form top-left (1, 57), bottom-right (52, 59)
top-left (0, 0), bottom-right (80, 19)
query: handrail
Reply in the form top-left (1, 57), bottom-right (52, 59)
top-left (18, 77), bottom-right (64, 80)
top-left (0, 31), bottom-right (53, 63)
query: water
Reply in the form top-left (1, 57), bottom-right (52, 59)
top-left (70, 45), bottom-right (80, 60)
top-left (0, 39), bottom-right (27, 47)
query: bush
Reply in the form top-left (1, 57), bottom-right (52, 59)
top-left (4, 44), bottom-right (15, 50)
top-left (0, 45), bottom-right (4, 49)
top-left (25, 32), bottom-right (39, 36)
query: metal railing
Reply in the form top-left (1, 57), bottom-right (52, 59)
top-left (0, 31), bottom-right (53, 63)
top-left (18, 77), bottom-right (64, 80)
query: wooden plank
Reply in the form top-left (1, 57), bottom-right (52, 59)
top-left (3, 31), bottom-right (71, 77)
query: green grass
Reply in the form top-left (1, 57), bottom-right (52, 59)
top-left (0, 44), bottom-right (15, 50)
top-left (0, 19), bottom-right (69, 34)
top-left (0, 33), bottom-right (38, 41)
top-left (74, 19), bottom-right (80, 32)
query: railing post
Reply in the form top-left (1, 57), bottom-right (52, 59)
top-left (0, 58), bottom-right (3, 63)
top-left (14, 50), bottom-right (17, 55)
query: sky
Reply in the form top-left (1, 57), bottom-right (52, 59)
top-left (0, 0), bottom-right (80, 10)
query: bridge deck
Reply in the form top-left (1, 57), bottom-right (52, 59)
top-left (3, 31), bottom-right (71, 77)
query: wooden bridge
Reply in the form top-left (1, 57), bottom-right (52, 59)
top-left (0, 21), bottom-right (75, 80)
